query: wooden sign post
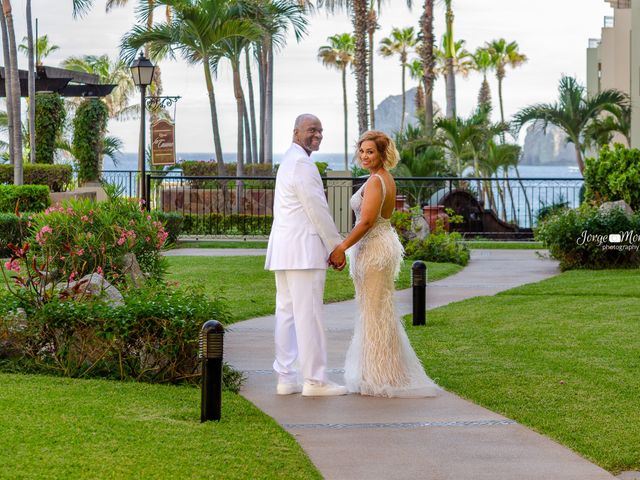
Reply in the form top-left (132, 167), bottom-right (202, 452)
top-left (151, 119), bottom-right (176, 166)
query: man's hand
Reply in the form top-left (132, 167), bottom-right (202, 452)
top-left (329, 246), bottom-right (346, 271)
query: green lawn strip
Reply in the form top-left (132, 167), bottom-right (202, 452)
top-left (166, 256), bottom-right (462, 323)
top-left (0, 373), bottom-right (321, 480)
top-left (405, 277), bottom-right (640, 473)
top-left (463, 241), bottom-right (544, 249)
top-left (498, 269), bottom-right (640, 298)
top-left (175, 241), bottom-right (269, 249)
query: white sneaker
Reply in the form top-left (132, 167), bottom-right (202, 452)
top-left (276, 383), bottom-right (302, 395)
top-left (302, 381), bottom-right (348, 397)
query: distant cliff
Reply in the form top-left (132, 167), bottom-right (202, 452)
top-left (520, 123), bottom-right (575, 166)
top-left (374, 87), bottom-right (420, 135)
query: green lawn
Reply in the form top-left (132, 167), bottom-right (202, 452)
top-left (406, 269), bottom-right (640, 473)
top-left (166, 256), bottom-right (462, 323)
top-left (0, 373), bottom-right (320, 480)
top-left (464, 241), bottom-right (544, 249)
top-left (175, 240), bottom-right (269, 249)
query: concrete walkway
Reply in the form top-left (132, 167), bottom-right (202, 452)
top-left (224, 250), bottom-right (616, 480)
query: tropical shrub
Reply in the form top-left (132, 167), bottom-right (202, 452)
top-left (535, 205), bottom-right (640, 270)
top-left (0, 213), bottom-right (28, 257)
top-left (182, 213), bottom-right (272, 236)
top-left (73, 98), bottom-right (109, 185)
top-left (0, 185), bottom-right (50, 213)
top-left (584, 144), bottom-right (640, 210)
top-left (0, 285), bottom-right (242, 390)
top-left (35, 93), bottom-right (66, 164)
top-left (17, 197), bottom-right (170, 297)
top-left (0, 164), bottom-right (73, 192)
top-left (152, 211), bottom-right (184, 244)
top-left (403, 220), bottom-right (470, 266)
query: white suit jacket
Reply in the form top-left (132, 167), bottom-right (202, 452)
top-left (265, 143), bottom-right (342, 271)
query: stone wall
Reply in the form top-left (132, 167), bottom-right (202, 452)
top-left (160, 187), bottom-right (274, 215)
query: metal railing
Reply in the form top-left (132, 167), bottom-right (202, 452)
top-left (136, 173), bottom-right (583, 239)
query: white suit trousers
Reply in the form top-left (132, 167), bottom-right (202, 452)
top-left (273, 269), bottom-right (327, 384)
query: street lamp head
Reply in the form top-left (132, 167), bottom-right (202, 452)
top-left (130, 51), bottom-right (155, 87)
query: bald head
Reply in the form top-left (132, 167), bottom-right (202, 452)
top-left (292, 114), bottom-right (323, 155)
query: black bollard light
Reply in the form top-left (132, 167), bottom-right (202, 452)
top-left (200, 320), bottom-right (224, 422)
top-left (412, 261), bottom-right (427, 326)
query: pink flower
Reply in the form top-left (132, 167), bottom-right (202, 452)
top-left (117, 237), bottom-right (126, 246)
top-left (81, 215), bottom-right (89, 222)
top-left (69, 272), bottom-right (77, 281)
top-left (35, 225), bottom-right (53, 245)
top-left (96, 266), bottom-right (104, 275)
top-left (145, 236), bottom-right (150, 242)
top-left (4, 259), bottom-right (20, 273)
top-left (75, 248), bottom-right (84, 256)
top-left (59, 256), bottom-right (65, 261)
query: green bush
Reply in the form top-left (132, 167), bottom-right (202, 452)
top-left (180, 161), bottom-right (275, 189)
top-left (0, 185), bottom-right (50, 213)
top-left (73, 98), bottom-right (109, 185)
top-left (152, 211), bottom-right (184, 244)
top-left (0, 285), bottom-right (242, 390)
top-left (0, 164), bottom-right (73, 192)
top-left (0, 213), bottom-right (28, 257)
top-left (535, 205), bottom-right (640, 270)
top-left (35, 93), bottom-right (66, 165)
top-left (404, 227), bottom-right (470, 266)
top-left (182, 213), bottom-right (272, 236)
top-left (584, 144), bottom-right (640, 210)
top-left (25, 197), bottom-right (169, 286)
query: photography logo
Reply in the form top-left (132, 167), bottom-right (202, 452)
top-left (576, 230), bottom-right (640, 251)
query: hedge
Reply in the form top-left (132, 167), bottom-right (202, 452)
top-left (181, 213), bottom-right (272, 236)
top-left (0, 185), bottom-right (50, 213)
top-left (0, 164), bottom-right (73, 192)
top-left (0, 213), bottom-right (28, 257)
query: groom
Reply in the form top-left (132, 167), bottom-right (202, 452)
top-left (265, 114), bottom-right (348, 397)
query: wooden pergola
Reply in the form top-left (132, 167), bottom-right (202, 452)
top-left (0, 65), bottom-right (116, 97)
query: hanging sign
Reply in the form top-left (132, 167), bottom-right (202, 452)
top-left (151, 119), bottom-right (176, 166)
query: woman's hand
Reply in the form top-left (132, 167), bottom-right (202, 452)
top-left (329, 245), bottom-right (346, 271)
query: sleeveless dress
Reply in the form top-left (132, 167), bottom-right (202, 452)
top-left (344, 174), bottom-right (440, 398)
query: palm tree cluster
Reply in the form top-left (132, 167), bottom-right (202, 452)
top-left (119, 0), bottom-right (307, 175)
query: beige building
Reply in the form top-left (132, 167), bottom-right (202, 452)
top-left (586, 0), bottom-right (640, 147)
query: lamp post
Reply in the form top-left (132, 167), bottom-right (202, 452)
top-left (129, 52), bottom-right (155, 207)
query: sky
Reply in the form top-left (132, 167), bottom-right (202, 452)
top-left (5, 0), bottom-right (613, 155)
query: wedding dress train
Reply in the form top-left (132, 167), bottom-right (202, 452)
top-left (344, 174), bottom-right (440, 398)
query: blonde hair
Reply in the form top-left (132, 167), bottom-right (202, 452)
top-left (356, 130), bottom-right (399, 169)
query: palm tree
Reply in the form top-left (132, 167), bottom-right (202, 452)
top-left (25, 0), bottom-right (35, 165)
top-left (513, 76), bottom-right (628, 175)
top-left (418, 0), bottom-right (435, 133)
top-left (366, 3), bottom-right (379, 128)
top-left (583, 102), bottom-right (631, 150)
top-left (19, 34), bottom-right (59, 66)
top-left (318, 33), bottom-right (355, 169)
top-left (487, 39), bottom-right (527, 125)
top-left (442, 0), bottom-right (455, 118)
top-left (353, 0), bottom-right (369, 134)
top-left (1, 0), bottom-right (22, 182)
top-left (62, 55), bottom-right (137, 120)
top-left (121, 0), bottom-right (262, 175)
top-left (471, 47), bottom-right (494, 110)
top-left (379, 26), bottom-right (417, 133)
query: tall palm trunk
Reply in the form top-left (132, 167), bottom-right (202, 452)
top-left (353, 0), bottom-right (369, 134)
top-left (257, 43), bottom-right (265, 164)
top-left (232, 61), bottom-right (244, 213)
top-left (367, 7), bottom-right (376, 128)
top-left (242, 97), bottom-right (251, 165)
top-left (3, 0), bottom-right (22, 183)
top-left (245, 48), bottom-right (258, 164)
top-left (265, 37), bottom-right (274, 164)
top-left (0, 2), bottom-right (14, 166)
top-left (341, 64), bottom-right (348, 169)
top-left (26, 0), bottom-right (35, 164)
top-left (203, 58), bottom-right (224, 175)
top-left (444, 3), bottom-right (456, 119)
top-left (574, 143), bottom-right (585, 174)
top-left (497, 66), bottom-right (505, 124)
top-left (400, 60), bottom-right (407, 132)
top-left (420, 0), bottom-right (435, 134)
top-left (514, 165), bottom-right (533, 227)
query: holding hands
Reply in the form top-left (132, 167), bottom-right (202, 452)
top-left (329, 245), bottom-right (346, 271)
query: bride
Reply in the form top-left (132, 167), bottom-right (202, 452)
top-left (329, 130), bottom-right (440, 398)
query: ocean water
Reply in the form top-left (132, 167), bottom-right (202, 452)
top-left (104, 151), bottom-right (582, 179)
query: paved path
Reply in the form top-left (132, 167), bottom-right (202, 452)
top-left (224, 250), bottom-right (616, 480)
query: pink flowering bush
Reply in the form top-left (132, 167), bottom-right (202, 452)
top-left (25, 197), bottom-right (169, 286)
